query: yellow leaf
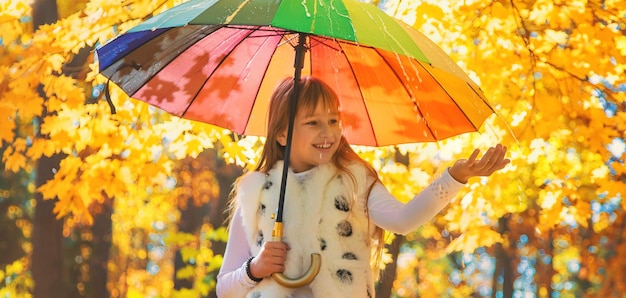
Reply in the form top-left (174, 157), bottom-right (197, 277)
top-left (51, 197), bottom-right (70, 218)
top-left (446, 228), bottom-right (504, 254)
top-left (212, 227), bottom-right (229, 242)
top-left (528, 3), bottom-right (553, 25)
top-left (46, 54), bottom-right (66, 74)
top-left (3, 147), bottom-right (26, 173)
top-left (7, 259), bottom-right (23, 274)
top-left (616, 36), bottom-right (626, 56)
top-left (0, 107), bottom-right (16, 143)
top-left (45, 75), bottom-right (86, 109)
top-left (490, 2), bottom-right (509, 19)
top-left (26, 139), bottom-right (56, 159)
top-left (207, 254), bottom-right (224, 272)
top-left (40, 109), bottom-right (81, 136)
top-left (544, 29), bottom-right (568, 45)
top-left (180, 247), bottom-right (197, 263)
top-left (57, 0), bottom-right (88, 18)
top-left (175, 265), bottom-right (195, 280)
top-left (126, 288), bottom-right (144, 298)
top-left (166, 232), bottom-right (196, 246)
top-left (185, 138), bottom-right (203, 158)
top-left (16, 93), bottom-right (44, 120)
top-left (171, 288), bottom-right (199, 298)
top-left (0, 1), bottom-right (31, 23)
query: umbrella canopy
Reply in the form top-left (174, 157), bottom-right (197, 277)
top-left (96, 0), bottom-right (494, 147)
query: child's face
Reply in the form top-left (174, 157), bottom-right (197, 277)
top-left (277, 101), bottom-right (342, 173)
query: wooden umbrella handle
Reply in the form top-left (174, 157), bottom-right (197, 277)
top-left (271, 222), bottom-right (322, 288)
top-left (272, 253), bottom-right (321, 288)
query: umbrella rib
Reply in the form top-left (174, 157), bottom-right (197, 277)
top-left (338, 43), bottom-right (380, 146)
top-left (374, 48), bottom-right (438, 141)
top-left (278, 33), bottom-right (299, 48)
top-left (110, 25), bottom-right (219, 96)
top-left (225, 25), bottom-right (293, 39)
top-left (410, 58), bottom-right (493, 134)
top-left (375, 48), bottom-right (495, 140)
top-left (309, 36), bottom-right (343, 52)
top-left (310, 36), bottom-right (383, 54)
top-left (180, 26), bottom-right (259, 119)
top-left (240, 32), bottom-right (287, 135)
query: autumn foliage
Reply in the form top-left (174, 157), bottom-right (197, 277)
top-left (1, 0), bottom-right (625, 297)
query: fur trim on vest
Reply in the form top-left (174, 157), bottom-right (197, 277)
top-left (236, 161), bottom-right (376, 298)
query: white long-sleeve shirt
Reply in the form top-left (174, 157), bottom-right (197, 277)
top-left (216, 168), bottom-right (464, 297)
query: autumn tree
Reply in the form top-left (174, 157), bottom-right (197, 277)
top-left (30, 0), bottom-right (66, 296)
top-left (2, 0), bottom-right (228, 296)
top-left (386, 0), bottom-right (625, 297)
top-left (170, 147), bottom-right (242, 297)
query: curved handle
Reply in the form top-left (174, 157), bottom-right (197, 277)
top-left (272, 253), bottom-right (321, 288)
top-left (270, 222), bottom-right (321, 288)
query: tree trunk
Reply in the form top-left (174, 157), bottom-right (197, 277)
top-left (31, 1), bottom-right (65, 297)
top-left (207, 151), bottom-right (243, 257)
top-left (492, 215), bottom-right (513, 298)
top-left (601, 213), bottom-right (626, 296)
top-left (534, 224), bottom-right (555, 297)
top-left (375, 235), bottom-right (405, 298)
top-left (491, 243), bottom-right (500, 298)
top-left (206, 154), bottom-right (242, 298)
top-left (174, 200), bottom-right (204, 290)
top-left (89, 200), bottom-right (113, 298)
top-left (174, 149), bottom-right (243, 296)
top-left (374, 150), bottom-right (409, 297)
top-left (573, 219), bottom-right (593, 295)
top-left (32, 1), bottom-right (98, 296)
top-left (32, 154), bottom-right (65, 298)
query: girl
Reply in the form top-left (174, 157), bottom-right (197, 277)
top-left (216, 76), bottom-right (509, 297)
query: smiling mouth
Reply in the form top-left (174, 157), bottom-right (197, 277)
top-left (314, 143), bottom-right (332, 149)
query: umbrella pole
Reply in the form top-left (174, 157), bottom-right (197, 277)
top-left (272, 33), bottom-right (322, 288)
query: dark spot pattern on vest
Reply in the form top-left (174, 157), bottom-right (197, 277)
top-left (334, 195), bottom-right (350, 212)
top-left (258, 203), bottom-right (266, 216)
top-left (256, 231), bottom-right (264, 247)
top-left (336, 220), bottom-right (353, 237)
top-left (264, 181), bottom-right (273, 190)
top-left (320, 238), bottom-right (327, 251)
top-left (367, 286), bottom-right (372, 298)
top-left (336, 269), bottom-right (353, 284)
top-left (342, 252), bottom-right (357, 260)
top-left (250, 292), bottom-right (261, 298)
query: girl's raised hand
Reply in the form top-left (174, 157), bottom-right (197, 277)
top-left (448, 144), bottom-right (510, 184)
top-left (249, 241), bottom-right (289, 279)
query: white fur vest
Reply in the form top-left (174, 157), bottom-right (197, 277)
top-left (236, 161), bottom-right (376, 298)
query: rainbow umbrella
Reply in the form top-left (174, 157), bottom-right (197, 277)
top-left (96, 0), bottom-right (494, 287)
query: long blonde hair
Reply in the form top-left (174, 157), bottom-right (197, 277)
top-left (237, 76), bottom-right (385, 274)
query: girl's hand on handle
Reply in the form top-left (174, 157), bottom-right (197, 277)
top-left (250, 241), bottom-right (289, 279)
top-left (448, 144), bottom-right (510, 184)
